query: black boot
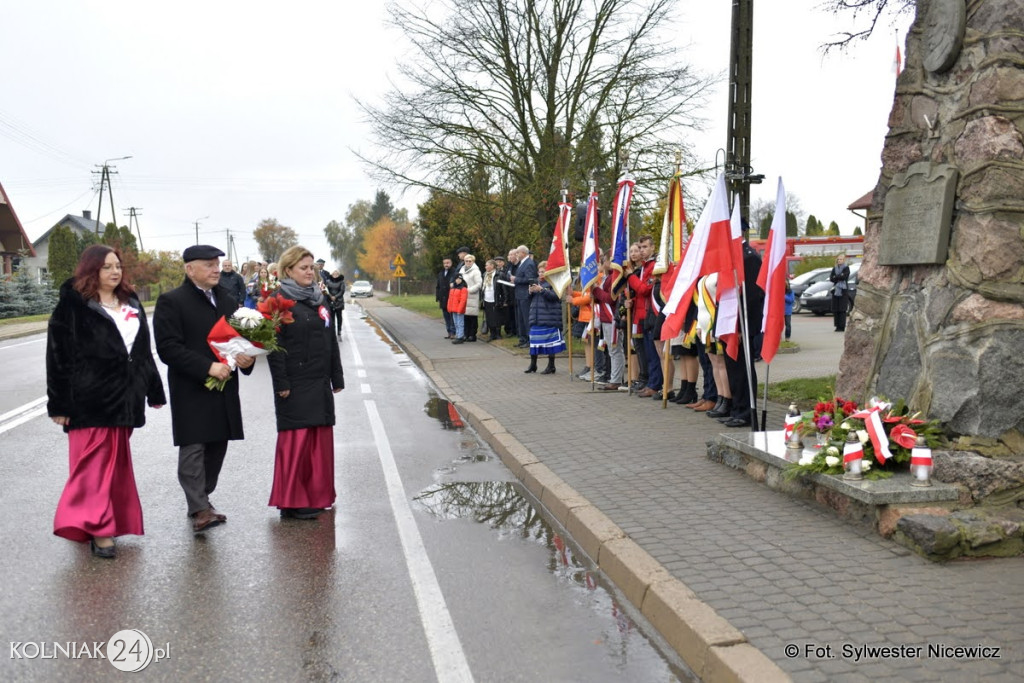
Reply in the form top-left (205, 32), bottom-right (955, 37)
top-left (524, 356), bottom-right (538, 373)
top-left (706, 397), bottom-right (732, 418)
top-left (674, 381), bottom-right (698, 405)
top-left (540, 355), bottom-right (556, 374)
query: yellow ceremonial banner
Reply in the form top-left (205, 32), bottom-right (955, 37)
top-left (654, 174), bottom-right (685, 275)
top-left (394, 265), bottom-right (406, 277)
top-left (393, 254), bottom-right (406, 266)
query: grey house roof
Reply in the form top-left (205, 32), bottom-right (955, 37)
top-left (32, 213), bottom-right (102, 248)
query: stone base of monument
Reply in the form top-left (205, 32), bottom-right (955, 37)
top-left (706, 431), bottom-right (1024, 561)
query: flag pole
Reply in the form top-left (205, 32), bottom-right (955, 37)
top-left (590, 303), bottom-right (597, 390)
top-left (626, 302), bottom-right (633, 395)
top-left (566, 299), bottom-right (574, 379)
top-left (760, 363), bottom-right (770, 434)
top-left (737, 277), bottom-right (758, 432)
top-left (661, 334), bottom-right (670, 408)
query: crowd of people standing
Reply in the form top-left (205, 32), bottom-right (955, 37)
top-left (435, 232), bottom-right (766, 427)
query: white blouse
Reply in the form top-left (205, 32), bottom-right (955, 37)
top-left (102, 302), bottom-right (141, 352)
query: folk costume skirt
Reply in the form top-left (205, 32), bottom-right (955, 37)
top-left (529, 326), bottom-right (566, 355)
top-left (54, 427), bottom-right (143, 542)
top-left (268, 426), bottom-right (336, 510)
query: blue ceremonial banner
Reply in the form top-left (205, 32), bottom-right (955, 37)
top-left (608, 177), bottom-right (635, 289)
top-left (579, 191), bottom-right (600, 292)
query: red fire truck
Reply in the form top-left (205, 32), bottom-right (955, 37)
top-left (747, 235), bottom-right (863, 276)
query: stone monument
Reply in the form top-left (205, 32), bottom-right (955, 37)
top-left (835, 0), bottom-right (1024, 557)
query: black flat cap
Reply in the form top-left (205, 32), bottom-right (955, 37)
top-left (315, 258), bottom-right (326, 264)
top-left (456, 245), bottom-right (470, 254)
top-left (182, 245), bottom-right (225, 263)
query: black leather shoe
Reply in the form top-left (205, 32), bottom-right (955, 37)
top-left (90, 539), bottom-right (116, 559)
top-left (540, 366), bottom-right (556, 375)
top-left (723, 417), bottom-right (751, 428)
top-left (452, 338), bottom-right (465, 344)
top-left (280, 508), bottom-right (323, 520)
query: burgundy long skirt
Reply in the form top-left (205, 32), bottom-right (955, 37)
top-left (53, 427), bottom-right (143, 542)
top-left (268, 426), bottom-right (336, 509)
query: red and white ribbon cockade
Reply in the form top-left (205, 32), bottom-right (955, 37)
top-left (850, 399), bottom-right (894, 464)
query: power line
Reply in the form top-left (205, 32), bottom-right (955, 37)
top-left (0, 108), bottom-right (93, 169)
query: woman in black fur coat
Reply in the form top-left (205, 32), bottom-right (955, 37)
top-left (46, 246), bottom-right (166, 558)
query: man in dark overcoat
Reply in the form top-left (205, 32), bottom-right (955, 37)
top-left (154, 245), bottom-right (255, 532)
top-left (436, 257), bottom-right (455, 338)
top-left (511, 244), bottom-right (537, 347)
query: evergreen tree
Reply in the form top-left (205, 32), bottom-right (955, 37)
top-left (77, 229), bottom-right (101, 256)
top-left (0, 269), bottom-right (57, 318)
top-left (805, 214), bottom-right (822, 236)
top-left (853, 225), bottom-right (863, 236)
top-left (786, 211), bottom-right (799, 237)
top-left (47, 226), bottom-right (78, 286)
top-left (827, 220), bottom-right (841, 235)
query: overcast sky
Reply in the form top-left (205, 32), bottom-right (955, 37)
top-left (1, 1), bottom-right (912, 270)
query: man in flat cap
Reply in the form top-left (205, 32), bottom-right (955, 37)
top-left (154, 245), bottom-right (256, 533)
top-left (315, 258), bottom-right (329, 285)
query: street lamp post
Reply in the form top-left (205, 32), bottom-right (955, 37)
top-left (94, 155), bottom-right (132, 234)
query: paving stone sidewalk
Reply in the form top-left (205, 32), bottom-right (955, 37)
top-left (362, 298), bottom-right (1024, 683)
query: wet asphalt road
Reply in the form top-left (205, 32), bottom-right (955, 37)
top-left (0, 306), bottom-right (688, 682)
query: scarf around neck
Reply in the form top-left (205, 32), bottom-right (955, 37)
top-left (277, 278), bottom-right (325, 307)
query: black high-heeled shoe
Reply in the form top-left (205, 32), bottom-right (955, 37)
top-left (90, 538), bottom-right (116, 559)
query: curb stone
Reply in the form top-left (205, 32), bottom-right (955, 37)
top-left (367, 303), bottom-right (791, 682)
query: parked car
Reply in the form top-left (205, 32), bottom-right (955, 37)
top-left (788, 267), bottom-right (831, 314)
top-left (350, 280), bottom-right (374, 298)
top-left (799, 262), bottom-right (860, 316)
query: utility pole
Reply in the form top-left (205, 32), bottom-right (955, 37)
top-left (124, 207), bottom-right (144, 251)
top-left (194, 216), bottom-right (209, 245)
top-left (93, 155), bottom-right (132, 234)
top-left (725, 0), bottom-right (762, 223)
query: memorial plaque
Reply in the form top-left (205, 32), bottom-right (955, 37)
top-left (879, 162), bottom-right (958, 266)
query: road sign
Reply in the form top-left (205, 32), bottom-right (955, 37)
top-left (389, 263), bottom-right (396, 270)
top-left (394, 265), bottom-right (406, 278)
top-left (393, 254), bottom-right (406, 266)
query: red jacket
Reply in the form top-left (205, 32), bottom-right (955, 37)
top-left (626, 258), bottom-right (657, 322)
top-left (590, 274), bottom-right (615, 324)
top-left (446, 287), bottom-right (467, 314)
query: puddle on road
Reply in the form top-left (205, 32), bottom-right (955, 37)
top-left (363, 315), bottom-right (404, 354)
top-left (424, 395), bottom-right (466, 431)
top-left (414, 480), bottom-right (690, 680)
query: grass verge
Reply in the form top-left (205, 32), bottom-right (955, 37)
top-left (758, 375), bottom-right (836, 411)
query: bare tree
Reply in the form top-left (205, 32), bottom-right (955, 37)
top-left (819, 0), bottom-right (915, 52)
top-left (358, 0), bottom-right (715, 243)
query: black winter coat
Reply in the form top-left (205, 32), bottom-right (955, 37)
top-left (324, 274), bottom-right (346, 311)
top-left (528, 280), bottom-right (563, 328)
top-left (154, 277), bottom-right (251, 446)
top-left (219, 270), bottom-right (246, 306)
top-left (46, 280), bottom-right (165, 431)
top-left (435, 266), bottom-right (453, 304)
top-left (267, 294), bottom-right (344, 432)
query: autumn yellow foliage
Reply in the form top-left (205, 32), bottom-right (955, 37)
top-left (357, 217), bottom-right (412, 281)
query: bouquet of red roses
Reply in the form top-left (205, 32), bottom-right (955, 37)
top-left (205, 296), bottom-right (295, 390)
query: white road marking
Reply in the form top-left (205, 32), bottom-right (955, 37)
top-left (357, 370), bottom-right (367, 378)
top-left (345, 309), bottom-right (363, 367)
top-left (0, 338), bottom-right (45, 350)
top-left (0, 396), bottom-right (48, 435)
top-left (360, 383), bottom-right (372, 394)
top-left (365, 400), bottom-right (474, 683)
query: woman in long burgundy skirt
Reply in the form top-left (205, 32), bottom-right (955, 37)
top-left (47, 245), bottom-right (166, 558)
top-left (266, 246), bottom-right (345, 519)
